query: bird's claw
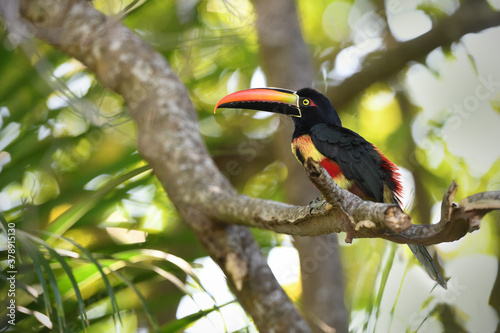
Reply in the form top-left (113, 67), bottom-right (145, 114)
top-left (309, 196), bottom-right (326, 213)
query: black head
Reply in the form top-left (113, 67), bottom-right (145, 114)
top-left (293, 88), bottom-right (342, 136)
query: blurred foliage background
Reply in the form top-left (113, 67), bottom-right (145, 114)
top-left (1, 0), bottom-right (500, 332)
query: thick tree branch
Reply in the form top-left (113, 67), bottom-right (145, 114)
top-left (327, 0), bottom-right (500, 107)
top-left (10, 1), bottom-right (311, 331)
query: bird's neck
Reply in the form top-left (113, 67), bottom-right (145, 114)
top-left (292, 119), bottom-right (312, 139)
top-left (292, 119), bottom-right (342, 139)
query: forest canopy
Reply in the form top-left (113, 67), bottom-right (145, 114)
top-left (1, 0), bottom-right (500, 332)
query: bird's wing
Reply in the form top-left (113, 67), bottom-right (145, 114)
top-left (310, 123), bottom-right (395, 202)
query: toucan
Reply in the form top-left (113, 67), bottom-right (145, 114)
top-left (214, 87), bottom-right (447, 289)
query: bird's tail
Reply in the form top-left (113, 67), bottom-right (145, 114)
top-left (408, 244), bottom-right (447, 289)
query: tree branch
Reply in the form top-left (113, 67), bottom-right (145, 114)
top-left (11, 1), bottom-right (311, 331)
top-left (327, 0), bottom-right (500, 107)
top-left (206, 159), bottom-right (500, 246)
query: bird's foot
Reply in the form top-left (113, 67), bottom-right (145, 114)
top-left (309, 196), bottom-right (326, 213)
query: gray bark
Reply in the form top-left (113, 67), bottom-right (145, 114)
top-left (11, 1), bottom-right (310, 331)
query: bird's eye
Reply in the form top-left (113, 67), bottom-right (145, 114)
top-left (302, 99), bottom-right (310, 106)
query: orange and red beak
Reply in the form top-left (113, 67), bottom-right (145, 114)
top-left (214, 88), bottom-right (302, 117)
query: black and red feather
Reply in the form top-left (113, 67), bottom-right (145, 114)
top-left (309, 123), bottom-right (402, 205)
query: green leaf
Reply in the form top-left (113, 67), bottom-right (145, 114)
top-left (17, 232), bottom-right (66, 331)
top-left (51, 233), bottom-right (123, 326)
top-left (20, 231), bottom-right (89, 330)
top-left (387, 263), bottom-right (409, 332)
top-left (110, 269), bottom-right (159, 331)
top-left (114, 249), bottom-right (199, 289)
top-left (44, 165), bottom-right (151, 242)
top-left (159, 301), bottom-right (236, 333)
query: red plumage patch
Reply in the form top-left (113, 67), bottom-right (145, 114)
top-left (375, 147), bottom-right (403, 201)
top-left (320, 159), bottom-right (342, 179)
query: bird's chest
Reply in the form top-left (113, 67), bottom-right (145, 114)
top-left (291, 135), bottom-right (351, 189)
top-left (291, 135), bottom-right (325, 165)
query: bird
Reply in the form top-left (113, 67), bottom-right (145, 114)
top-left (214, 87), bottom-right (447, 289)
